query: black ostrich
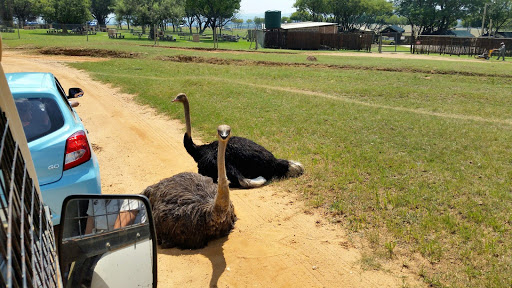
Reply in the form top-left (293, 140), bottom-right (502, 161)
top-left (172, 93), bottom-right (304, 189)
top-left (142, 125), bottom-right (236, 249)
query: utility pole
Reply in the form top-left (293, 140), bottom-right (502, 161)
top-left (481, 3), bottom-right (489, 36)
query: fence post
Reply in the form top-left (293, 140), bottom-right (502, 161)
top-left (378, 34), bottom-right (382, 53)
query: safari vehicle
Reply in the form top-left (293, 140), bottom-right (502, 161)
top-left (0, 40), bottom-right (157, 288)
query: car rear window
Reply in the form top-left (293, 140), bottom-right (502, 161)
top-left (14, 98), bottom-right (64, 142)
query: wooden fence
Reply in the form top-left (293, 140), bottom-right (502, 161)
top-left (413, 36), bottom-right (511, 57)
top-left (264, 30), bottom-right (373, 51)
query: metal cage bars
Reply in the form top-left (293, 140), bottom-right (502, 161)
top-left (0, 109), bottom-right (60, 288)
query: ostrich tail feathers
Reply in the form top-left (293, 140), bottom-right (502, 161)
top-left (286, 161), bottom-right (304, 178)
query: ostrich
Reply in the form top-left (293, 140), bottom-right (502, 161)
top-left (172, 93), bottom-right (304, 189)
top-left (142, 125), bottom-right (236, 249)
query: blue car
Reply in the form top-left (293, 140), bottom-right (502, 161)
top-left (7, 72), bottom-right (101, 226)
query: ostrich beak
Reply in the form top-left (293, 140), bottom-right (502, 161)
top-left (218, 125), bottom-right (231, 140)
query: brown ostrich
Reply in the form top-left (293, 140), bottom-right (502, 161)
top-left (172, 93), bottom-right (304, 189)
top-left (142, 125), bottom-right (236, 249)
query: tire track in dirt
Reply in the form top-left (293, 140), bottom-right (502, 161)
top-left (2, 51), bottom-right (424, 288)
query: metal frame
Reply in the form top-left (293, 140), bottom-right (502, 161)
top-left (0, 108), bottom-right (60, 288)
top-left (58, 194), bottom-right (158, 288)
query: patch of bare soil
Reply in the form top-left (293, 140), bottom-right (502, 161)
top-left (145, 45), bottom-right (296, 55)
top-left (39, 47), bottom-right (142, 58)
top-left (160, 54), bottom-right (509, 78)
top-left (2, 50), bottom-right (425, 288)
top-left (33, 47), bottom-right (509, 78)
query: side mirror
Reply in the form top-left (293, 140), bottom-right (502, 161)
top-left (68, 88), bottom-right (84, 98)
top-left (59, 195), bottom-right (157, 288)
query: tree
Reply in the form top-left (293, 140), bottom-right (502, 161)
top-left (253, 16), bottom-right (264, 29)
top-left (294, 0), bottom-right (327, 21)
top-left (192, 0), bottom-right (240, 47)
top-left (124, 0), bottom-right (184, 36)
top-left (232, 17), bottom-right (243, 29)
top-left (326, 0), bottom-right (364, 31)
top-left (394, 0), bottom-right (479, 35)
top-left (159, 0), bottom-right (185, 32)
top-left (11, 0), bottom-right (38, 27)
top-left (290, 10), bottom-right (310, 22)
top-left (246, 18), bottom-right (253, 28)
top-left (1, 0), bottom-right (14, 27)
top-left (36, 0), bottom-right (91, 32)
top-left (354, 0), bottom-right (394, 30)
top-left (281, 16), bottom-right (290, 23)
top-left (183, 0), bottom-right (197, 33)
top-left (184, 0), bottom-right (209, 34)
top-left (115, 12), bottom-right (123, 29)
top-left (90, 0), bottom-right (114, 26)
top-left (466, 0), bottom-right (512, 35)
top-left (385, 14), bottom-right (409, 27)
top-left (292, 0), bottom-right (393, 31)
top-left (113, 0), bottom-right (137, 30)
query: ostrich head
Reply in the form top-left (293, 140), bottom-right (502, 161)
top-left (217, 124), bottom-right (231, 141)
top-left (172, 93), bottom-right (187, 103)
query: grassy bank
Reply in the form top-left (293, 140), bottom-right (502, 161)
top-left (3, 29), bottom-right (512, 287)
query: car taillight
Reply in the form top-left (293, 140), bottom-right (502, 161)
top-left (64, 131), bottom-right (91, 171)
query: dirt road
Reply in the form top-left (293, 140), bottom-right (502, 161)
top-left (3, 50), bottom-right (421, 287)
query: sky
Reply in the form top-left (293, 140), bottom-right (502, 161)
top-left (239, 0), bottom-right (297, 16)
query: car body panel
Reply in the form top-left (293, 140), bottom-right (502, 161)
top-left (43, 155), bottom-right (101, 224)
top-left (6, 72), bottom-right (102, 225)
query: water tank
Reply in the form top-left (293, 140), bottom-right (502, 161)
top-left (265, 10), bottom-right (281, 30)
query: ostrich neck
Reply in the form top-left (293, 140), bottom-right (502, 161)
top-left (214, 139), bottom-right (230, 210)
top-left (183, 100), bottom-right (192, 137)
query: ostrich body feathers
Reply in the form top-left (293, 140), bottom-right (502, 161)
top-left (142, 172), bottom-right (236, 249)
top-left (184, 134), bottom-right (291, 188)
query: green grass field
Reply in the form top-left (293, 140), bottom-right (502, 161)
top-left (3, 28), bottom-right (512, 288)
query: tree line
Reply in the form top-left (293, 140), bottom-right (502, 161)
top-left (1, 0), bottom-right (511, 36)
top-left (0, 0), bottom-right (240, 35)
top-left (293, 0), bottom-right (512, 36)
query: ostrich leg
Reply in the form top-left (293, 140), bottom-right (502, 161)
top-left (226, 164), bottom-right (266, 188)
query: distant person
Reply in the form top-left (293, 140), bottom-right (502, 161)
top-left (15, 99), bottom-right (51, 141)
top-left (16, 99), bottom-right (32, 128)
top-left (497, 42), bottom-right (506, 61)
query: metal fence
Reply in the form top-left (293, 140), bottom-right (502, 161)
top-left (0, 108), bottom-right (60, 287)
top-left (264, 30), bottom-right (373, 51)
top-left (0, 20), bottom-right (16, 33)
top-left (412, 36), bottom-right (511, 57)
